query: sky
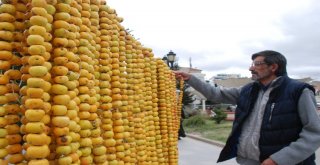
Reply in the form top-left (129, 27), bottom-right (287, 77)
top-left (107, 0), bottom-right (320, 81)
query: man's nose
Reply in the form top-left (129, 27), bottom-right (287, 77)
top-left (249, 66), bottom-right (254, 71)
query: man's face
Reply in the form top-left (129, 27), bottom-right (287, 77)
top-left (249, 56), bottom-right (275, 83)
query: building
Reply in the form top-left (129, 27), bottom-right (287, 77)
top-left (179, 67), bottom-right (205, 80)
top-left (214, 77), bottom-right (252, 88)
top-left (210, 73), bottom-right (241, 80)
top-left (177, 67), bottom-right (207, 114)
top-left (211, 75), bottom-right (320, 89)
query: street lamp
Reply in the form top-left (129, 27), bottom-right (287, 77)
top-left (166, 50), bottom-right (176, 69)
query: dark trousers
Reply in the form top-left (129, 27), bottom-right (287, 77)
top-left (178, 119), bottom-right (186, 137)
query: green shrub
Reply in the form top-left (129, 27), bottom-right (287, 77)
top-left (184, 115), bottom-right (206, 127)
top-left (183, 115), bottom-right (233, 142)
top-left (212, 108), bottom-right (227, 124)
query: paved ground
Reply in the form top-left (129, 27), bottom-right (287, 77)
top-left (178, 137), bottom-right (236, 165)
top-left (178, 136), bottom-right (320, 165)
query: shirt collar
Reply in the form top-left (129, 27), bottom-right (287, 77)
top-left (259, 76), bottom-right (283, 91)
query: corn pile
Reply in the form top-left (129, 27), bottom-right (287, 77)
top-left (0, 0), bottom-right (182, 164)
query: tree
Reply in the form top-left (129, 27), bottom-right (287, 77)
top-left (176, 83), bottom-right (195, 105)
top-left (212, 108), bottom-right (227, 124)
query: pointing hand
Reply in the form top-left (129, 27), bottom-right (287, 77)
top-left (173, 71), bottom-right (191, 81)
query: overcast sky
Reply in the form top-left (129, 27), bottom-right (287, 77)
top-left (107, 0), bottom-right (320, 80)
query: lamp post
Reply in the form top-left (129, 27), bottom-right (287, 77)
top-left (166, 50), bottom-right (176, 70)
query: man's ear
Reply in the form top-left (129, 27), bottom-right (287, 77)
top-left (270, 63), bottom-right (278, 73)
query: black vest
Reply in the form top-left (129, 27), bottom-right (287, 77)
top-left (217, 76), bottom-right (315, 164)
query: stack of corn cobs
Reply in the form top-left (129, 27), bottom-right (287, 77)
top-left (0, 0), bottom-right (183, 164)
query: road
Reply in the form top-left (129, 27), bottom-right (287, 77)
top-left (178, 136), bottom-right (320, 165)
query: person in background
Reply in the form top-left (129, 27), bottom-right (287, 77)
top-left (174, 50), bottom-right (320, 165)
top-left (178, 107), bottom-right (186, 140)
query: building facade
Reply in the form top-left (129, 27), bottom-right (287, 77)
top-left (178, 67), bottom-right (208, 114)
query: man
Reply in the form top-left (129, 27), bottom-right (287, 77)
top-left (175, 50), bottom-right (320, 165)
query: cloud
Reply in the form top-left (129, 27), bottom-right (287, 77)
top-left (249, 0), bottom-right (320, 80)
top-left (108, 0), bottom-right (320, 80)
